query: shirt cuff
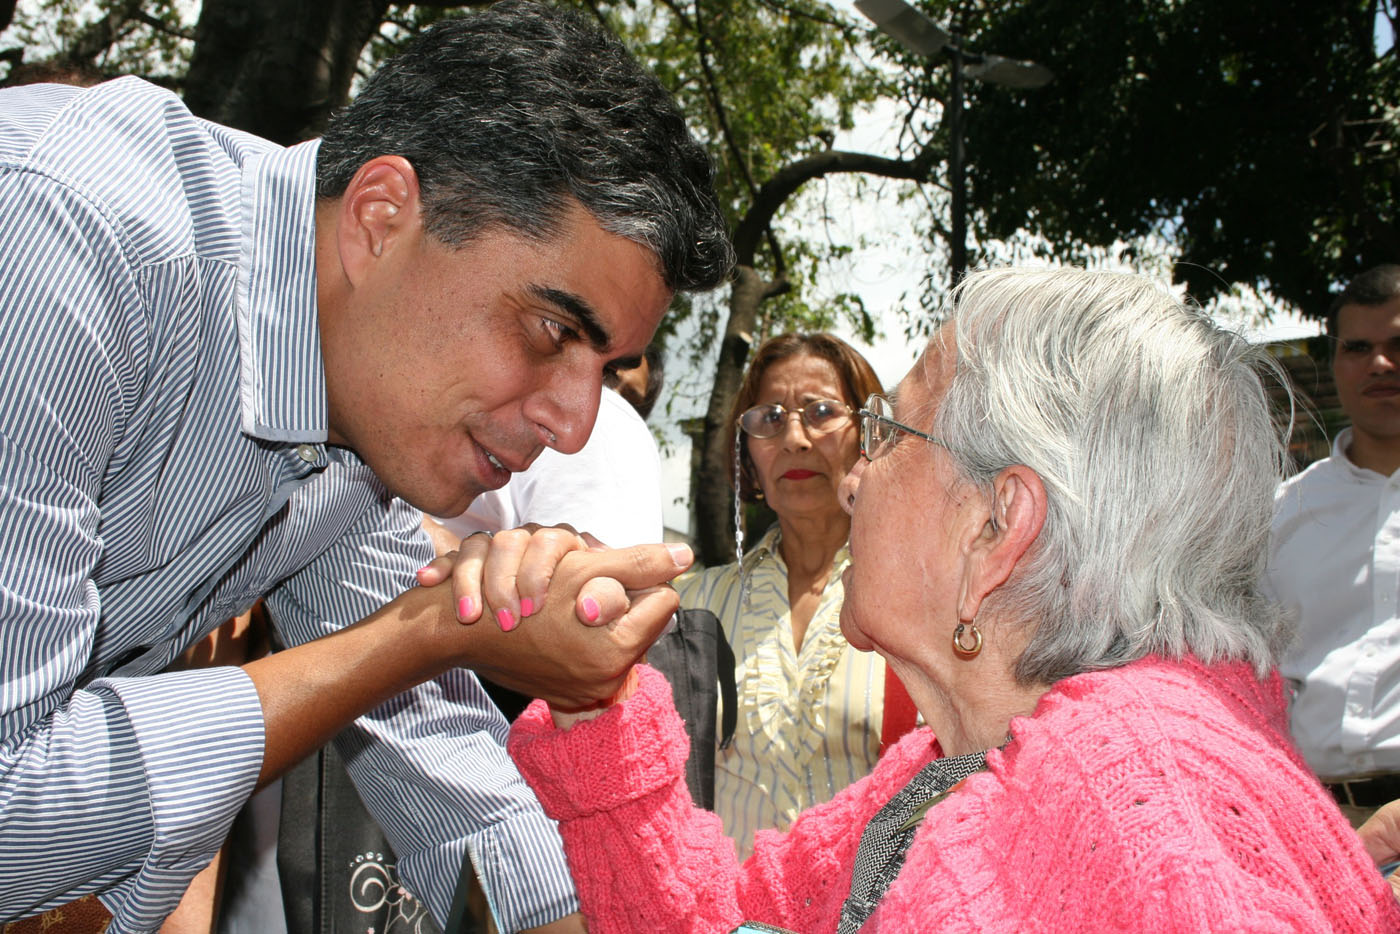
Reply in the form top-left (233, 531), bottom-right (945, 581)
top-left (455, 812), bottom-right (582, 932)
top-left (93, 667), bottom-right (264, 930)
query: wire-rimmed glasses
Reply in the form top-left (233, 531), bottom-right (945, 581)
top-left (857, 392), bottom-right (951, 462)
top-left (737, 399), bottom-right (853, 439)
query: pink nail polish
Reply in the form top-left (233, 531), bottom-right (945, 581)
top-left (458, 596), bottom-right (475, 621)
top-left (582, 597), bottom-right (600, 623)
top-left (497, 608), bottom-right (516, 632)
top-left (520, 597), bottom-right (535, 617)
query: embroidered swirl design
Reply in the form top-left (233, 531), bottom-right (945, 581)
top-left (348, 852), bottom-right (436, 933)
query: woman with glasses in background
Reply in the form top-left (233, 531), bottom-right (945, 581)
top-left (674, 332), bottom-right (915, 858)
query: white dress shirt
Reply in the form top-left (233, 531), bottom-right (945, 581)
top-left (1269, 428), bottom-right (1400, 779)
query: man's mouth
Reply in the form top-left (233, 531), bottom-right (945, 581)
top-left (474, 439), bottom-right (512, 488)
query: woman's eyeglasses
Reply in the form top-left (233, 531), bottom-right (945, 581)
top-left (737, 399), bottom-right (852, 439)
top-left (858, 393), bottom-right (951, 462)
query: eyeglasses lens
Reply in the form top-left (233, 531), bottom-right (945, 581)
top-left (740, 400), bottom-right (848, 438)
top-left (862, 394), bottom-right (894, 460)
top-left (803, 400), bottom-right (845, 430)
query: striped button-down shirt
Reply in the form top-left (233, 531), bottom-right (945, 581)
top-left (0, 78), bottom-right (575, 932)
top-left (675, 525), bottom-right (886, 859)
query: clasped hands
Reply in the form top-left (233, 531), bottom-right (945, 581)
top-left (413, 524), bottom-right (691, 714)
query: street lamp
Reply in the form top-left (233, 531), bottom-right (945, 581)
top-left (855, 0), bottom-right (1052, 286)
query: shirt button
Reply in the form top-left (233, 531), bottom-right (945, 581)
top-left (1349, 702), bottom-right (1364, 716)
top-left (1364, 645), bottom-right (1379, 658)
top-left (296, 444), bottom-right (318, 463)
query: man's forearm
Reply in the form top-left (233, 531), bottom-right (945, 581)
top-left (245, 582), bottom-right (458, 786)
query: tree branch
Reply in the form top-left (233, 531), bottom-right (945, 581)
top-left (59, 0), bottom-right (146, 67)
top-left (752, 0), bottom-right (850, 32)
top-left (131, 9), bottom-right (195, 41)
top-left (732, 148), bottom-right (934, 263)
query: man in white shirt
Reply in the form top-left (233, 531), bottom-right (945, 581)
top-left (1268, 264), bottom-right (1400, 825)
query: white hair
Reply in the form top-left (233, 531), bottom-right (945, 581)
top-left (934, 267), bottom-right (1292, 683)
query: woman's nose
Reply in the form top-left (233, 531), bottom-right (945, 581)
top-left (780, 410), bottom-right (812, 450)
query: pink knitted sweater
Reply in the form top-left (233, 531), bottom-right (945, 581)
top-left (510, 657), bottom-right (1400, 933)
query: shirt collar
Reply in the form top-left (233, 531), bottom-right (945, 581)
top-left (1330, 427), bottom-right (1397, 482)
top-left (744, 523), bottom-right (853, 577)
top-left (235, 138), bottom-right (326, 443)
top-left (1332, 426), bottom-right (1356, 465)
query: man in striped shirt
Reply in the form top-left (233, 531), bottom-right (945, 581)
top-left (0, 2), bottom-right (732, 931)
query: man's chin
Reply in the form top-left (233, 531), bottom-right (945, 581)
top-left (402, 479), bottom-right (499, 520)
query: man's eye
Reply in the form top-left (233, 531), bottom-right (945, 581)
top-left (542, 318), bottom-right (578, 347)
top-left (1341, 341), bottom-right (1371, 355)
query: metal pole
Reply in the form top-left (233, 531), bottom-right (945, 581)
top-left (948, 41), bottom-right (966, 287)
top-left (855, 0), bottom-right (1051, 288)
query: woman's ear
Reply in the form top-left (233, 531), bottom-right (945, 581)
top-left (958, 464), bottom-right (1047, 623)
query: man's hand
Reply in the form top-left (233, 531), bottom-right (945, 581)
top-left (244, 539), bottom-right (690, 786)
top-left (522, 911), bottom-right (587, 934)
top-left (1359, 799), bottom-right (1400, 901)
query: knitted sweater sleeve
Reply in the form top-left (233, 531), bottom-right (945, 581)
top-left (508, 664), bottom-right (935, 933)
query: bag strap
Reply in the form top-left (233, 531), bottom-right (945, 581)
top-left (716, 625), bottom-right (737, 750)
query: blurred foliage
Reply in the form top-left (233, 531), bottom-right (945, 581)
top-left (1, 0), bottom-right (192, 86)
top-left (886, 0), bottom-right (1398, 318)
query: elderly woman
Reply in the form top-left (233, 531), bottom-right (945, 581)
top-left (676, 332), bottom-right (907, 856)
top-left (507, 267), bottom-right (1400, 932)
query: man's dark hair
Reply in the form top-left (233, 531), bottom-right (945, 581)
top-left (1327, 264), bottom-right (1400, 336)
top-left (316, 0), bottom-right (733, 292)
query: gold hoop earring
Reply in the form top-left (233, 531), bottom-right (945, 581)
top-left (952, 622), bottom-right (982, 659)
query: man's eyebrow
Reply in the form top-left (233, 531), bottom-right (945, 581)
top-left (530, 285), bottom-right (610, 351)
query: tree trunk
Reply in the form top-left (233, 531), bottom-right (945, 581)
top-left (690, 149), bottom-right (932, 566)
top-left (183, 0), bottom-right (391, 144)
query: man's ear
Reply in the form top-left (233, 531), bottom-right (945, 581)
top-left (958, 464), bottom-right (1047, 623)
top-left (334, 155), bottom-right (420, 288)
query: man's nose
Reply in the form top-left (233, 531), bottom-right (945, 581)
top-left (528, 371), bottom-right (603, 455)
top-left (1372, 346), bottom-right (1400, 373)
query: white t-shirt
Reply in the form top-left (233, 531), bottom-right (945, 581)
top-left (433, 387), bottom-right (663, 547)
top-left (1268, 428), bottom-right (1400, 779)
